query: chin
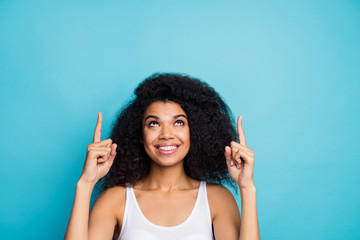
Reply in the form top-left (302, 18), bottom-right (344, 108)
top-left (152, 158), bottom-right (184, 167)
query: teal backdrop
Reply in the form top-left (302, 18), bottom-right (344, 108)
top-left (1, 0), bottom-right (359, 239)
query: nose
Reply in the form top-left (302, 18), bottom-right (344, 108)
top-left (159, 124), bottom-right (174, 139)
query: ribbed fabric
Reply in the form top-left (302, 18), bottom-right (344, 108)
top-left (118, 181), bottom-right (214, 240)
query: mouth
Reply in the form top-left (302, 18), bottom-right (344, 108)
top-left (155, 144), bottom-right (180, 155)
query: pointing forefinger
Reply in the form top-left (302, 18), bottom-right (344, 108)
top-left (237, 115), bottom-right (247, 147)
top-left (93, 112), bottom-right (102, 143)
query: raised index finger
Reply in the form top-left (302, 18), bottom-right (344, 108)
top-left (93, 112), bottom-right (102, 143)
top-left (237, 115), bottom-right (247, 147)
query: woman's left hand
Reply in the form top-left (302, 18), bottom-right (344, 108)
top-left (225, 116), bottom-right (255, 189)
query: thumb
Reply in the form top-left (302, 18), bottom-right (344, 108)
top-left (224, 146), bottom-right (232, 165)
top-left (109, 143), bottom-right (117, 163)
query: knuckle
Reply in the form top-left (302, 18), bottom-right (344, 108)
top-left (99, 139), bottom-right (112, 146)
top-left (249, 149), bottom-right (254, 157)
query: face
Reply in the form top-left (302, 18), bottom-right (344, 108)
top-left (142, 101), bottom-right (190, 167)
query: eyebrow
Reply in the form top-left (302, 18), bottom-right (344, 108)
top-left (144, 114), bottom-right (187, 121)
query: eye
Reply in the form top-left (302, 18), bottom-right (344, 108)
top-left (174, 120), bottom-right (184, 126)
top-left (149, 121), bottom-right (159, 127)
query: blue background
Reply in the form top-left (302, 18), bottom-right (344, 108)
top-left (1, 0), bottom-right (359, 239)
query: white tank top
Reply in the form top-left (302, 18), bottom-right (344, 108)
top-left (118, 181), bottom-right (214, 240)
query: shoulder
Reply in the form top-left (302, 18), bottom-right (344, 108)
top-left (206, 182), bottom-right (237, 206)
top-left (206, 183), bottom-right (239, 221)
top-left (96, 185), bottom-right (127, 205)
top-left (89, 186), bottom-right (127, 240)
top-left (94, 185), bottom-right (127, 217)
top-left (90, 186), bottom-right (127, 226)
top-left (206, 183), bottom-right (240, 239)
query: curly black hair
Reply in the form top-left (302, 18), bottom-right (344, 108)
top-left (102, 73), bottom-right (237, 190)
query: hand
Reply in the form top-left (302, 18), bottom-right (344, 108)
top-left (224, 116), bottom-right (255, 189)
top-left (80, 112), bottom-right (117, 185)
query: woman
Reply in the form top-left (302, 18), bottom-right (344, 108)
top-left (65, 73), bottom-right (260, 240)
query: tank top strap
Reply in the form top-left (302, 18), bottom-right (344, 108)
top-left (120, 183), bottom-right (133, 234)
top-left (192, 181), bottom-right (212, 227)
top-left (199, 181), bottom-right (206, 196)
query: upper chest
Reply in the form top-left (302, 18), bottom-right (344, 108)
top-left (133, 188), bottom-right (199, 227)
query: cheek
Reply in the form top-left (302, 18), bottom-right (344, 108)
top-left (142, 131), bottom-right (154, 147)
top-left (180, 129), bottom-right (190, 146)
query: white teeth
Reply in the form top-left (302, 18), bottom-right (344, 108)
top-left (158, 146), bottom-right (177, 151)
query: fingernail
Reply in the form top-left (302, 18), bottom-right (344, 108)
top-left (230, 160), bottom-right (234, 166)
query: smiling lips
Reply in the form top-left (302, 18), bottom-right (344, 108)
top-left (155, 144), bottom-right (180, 155)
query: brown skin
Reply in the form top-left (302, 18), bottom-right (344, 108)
top-left (88, 181), bottom-right (240, 240)
top-left (66, 102), bottom-right (259, 240)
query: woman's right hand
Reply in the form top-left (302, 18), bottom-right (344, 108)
top-left (80, 112), bottom-right (117, 185)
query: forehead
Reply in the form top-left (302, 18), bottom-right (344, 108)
top-left (144, 101), bottom-right (187, 117)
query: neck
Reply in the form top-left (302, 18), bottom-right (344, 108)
top-left (141, 161), bottom-right (191, 191)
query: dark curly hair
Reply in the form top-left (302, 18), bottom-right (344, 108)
top-left (102, 73), bottom-right (237, 190)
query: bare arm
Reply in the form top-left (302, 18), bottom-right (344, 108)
top-left (88, 186), bottom-right (125, 240)
top-left (65, 180), bottom-right (94, 240)
top-left (64, 112), bottom-right (117, 240)
top-left (221, 116), bottom-right (260, 240)
top-left (239, 185), bottom-right (258, 240)
top-left (209, 184), bottom-right (240, 240)
top-left (211, 183), bottom-right (259, 240)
